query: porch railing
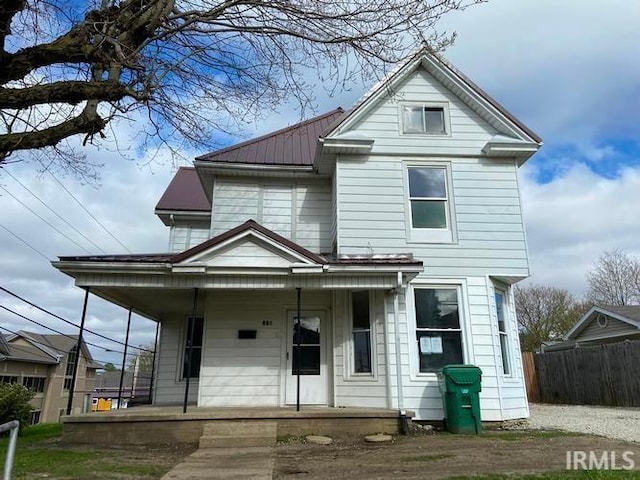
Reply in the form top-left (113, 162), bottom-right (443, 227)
top-left (1, 420), bottom-right (19, 480)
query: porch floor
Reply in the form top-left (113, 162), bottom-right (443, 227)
top-left (62, 406), bottom-right (411, 445)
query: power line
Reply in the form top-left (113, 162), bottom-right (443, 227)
top-left (1, 185), bottom-right (93, 254)
top-left (0, 286), bottom-right (154, 353)
top-left (0, 223), bottom-right (50, 261)
top-left (0, 304), bottom-right (125, 355)
top-left (4, 169), bottom-right (108, 254)
top-left (47, 171), bottom-right (132, 253)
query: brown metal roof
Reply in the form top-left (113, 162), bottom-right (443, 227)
top-left (195, 109), bottom-right (344, 166)
top-left (155, 167), bottom-right (210, 212)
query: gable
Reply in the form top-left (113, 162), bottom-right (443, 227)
top-left (342, 66), bottom-right (499, 152)
top-left (181, 235), bottom-right (308, 269)
top-left (171, 220), bottom-right (325, 272)
top-left (322, 49), bottom-right (540, 166)
top-left (566, 306), bottom-right (640, 342)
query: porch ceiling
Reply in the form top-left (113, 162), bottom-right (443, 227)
top-left (87, 286), bottom-right (198, 320)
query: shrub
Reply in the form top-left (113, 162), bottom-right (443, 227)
top-left (0, 383), bottom-right (35, 432)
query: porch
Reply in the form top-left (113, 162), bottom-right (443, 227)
top-left (61, 406), bottom-right (412, 445)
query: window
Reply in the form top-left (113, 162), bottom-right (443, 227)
top-left (23, 376), bottom-right (46, 393)
top-left (64, 346), bottom-right (77, 391)
top-left (402, 105), bottom-right (446, 134)
top-left (408, 167), bottom-right (448, 229)
top-left (0, 376), bottom-right (18, 384)
top-left (29, 410), bottom-right (41, 425)
top-left (414, 288), bottom-right (463, 373)
top-left (182, 317), bottom-right (204, 379)
top-left (351, 291), bottom-right (372, 374)
top-left (495, 290), bottom-right (511, 375)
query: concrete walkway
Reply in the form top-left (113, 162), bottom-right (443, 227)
top-left (161, 446), bottom-right (275, 480)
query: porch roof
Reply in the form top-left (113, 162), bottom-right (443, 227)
top-left (52, 220), bottom-right (422, 320)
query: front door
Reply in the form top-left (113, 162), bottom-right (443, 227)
top-left (285, 311), bottom-right (327, 405)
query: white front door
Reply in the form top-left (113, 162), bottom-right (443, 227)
top-left (285, 311), bottom-right (327, 405)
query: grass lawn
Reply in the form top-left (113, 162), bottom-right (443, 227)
top-left (0, 423), bottom-right (194, 479)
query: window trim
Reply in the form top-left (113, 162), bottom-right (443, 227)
top-left (494, 286), bottom-right (514, 378)
top-left (344, 291), bottom-right (377, 380)
top-left (404, 161), bottom-right (457, 244)
top-left (408, 280), bottom-right (472, 380)
top-left (179, 316), bottom-right (204, 381)
top-left (399, 102), bottom-right (451, 136)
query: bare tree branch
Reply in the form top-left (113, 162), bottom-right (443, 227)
top-left (0, 0), bottom-right (484, 177)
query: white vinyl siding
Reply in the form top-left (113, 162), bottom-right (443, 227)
top-left (337, 156), bottom-right (528, 278)
top-left (346, 69), bottom-right (498, 156)
top-left (334, 290), bottom-right (388, 408)
top-left (198, 290), bottom-right (331, 407)
top-left (210, 178), bottom-right (332, 253)
top-left (154, 316), bottom-right (199, 405)
top-left (395, 277), bottom-right (528, 421)
top-left (169, 222), bottom-right (210, 253)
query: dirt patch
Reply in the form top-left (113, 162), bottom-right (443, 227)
top-left (274, 431), bottom-right (640, 479)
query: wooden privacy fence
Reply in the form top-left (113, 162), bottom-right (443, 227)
top-left (522, 351), bottom-right (539, 403)
top-left (530, 340), bottom-right (640, 407)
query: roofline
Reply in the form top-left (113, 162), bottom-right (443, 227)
top-left (171, 219), bottom-right (327, 265)
top-left (564, 305), bottom-right (640, 340)
top-left (195, 108), bottom-right (344, 162)
top-left (324, 46), bottom-right (541, 146)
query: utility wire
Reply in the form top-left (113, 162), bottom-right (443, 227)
top-left (4, 169), bottom-right (108, 254)
top-left (1, 185), bottom-right (93, 255)
top-left (0, 286), bottom-right (154, 353)
top-left (0, 304), bottom-right (125, 355)
top-left (0, 223), bottom-right (50, 261)
top-left (0, 326), bottom-right (137, 367)
top-left (47, 171), bottom-right (132, 253)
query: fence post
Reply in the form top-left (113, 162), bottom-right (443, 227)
top-left (1, 420), bottom-right (19, 480)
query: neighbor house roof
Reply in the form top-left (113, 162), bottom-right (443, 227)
top-left (564, 305), bottom-right (640, 341)
top-left (155, 167), bottom-right (210, 213)
top-left (0, 331), bottom-right (101, 368)
top-left (195, 108), bottom-right (344, 167)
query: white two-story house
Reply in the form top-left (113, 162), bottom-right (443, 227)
top-left (53, 47), bottom-right (541, 422)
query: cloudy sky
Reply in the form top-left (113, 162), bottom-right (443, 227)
top-left (1, 0), bottom-right (639, 365)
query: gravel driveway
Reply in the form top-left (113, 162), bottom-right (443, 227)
top-left (528, 403), bottom-right (640, 443)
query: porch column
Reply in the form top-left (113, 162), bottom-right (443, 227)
top-left (393, 272), bottom-right (409, 435)
top-left (66, 287), bottom-right (89, 416)
top-left (148, 321), bottom-right (160, 404)
top-left (117, 308), bottom-right (133, 409)
top-left (183, 288), bottom-right (199, 414)
top-left (296, 287), bottom-right (301, 412)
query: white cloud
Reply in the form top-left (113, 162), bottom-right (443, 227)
top-left (520, 163), bottom-right (640, 296)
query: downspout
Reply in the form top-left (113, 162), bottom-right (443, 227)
top-left (393, 272), bottom-right (408, 435)
top-left (383, 291), bottom-right (393, 409)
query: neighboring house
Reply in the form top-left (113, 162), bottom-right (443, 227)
top-left (52, 47), bottom-right (541, 421)
top-left (545, 305), bottom-right (640, 351)
top-left (94, 369), bottom-right (152, 408)
top-left (0, 331), bottom-right (101, 423)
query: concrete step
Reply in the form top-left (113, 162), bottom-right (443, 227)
top-left (199, 421), bottom-right (277, 449)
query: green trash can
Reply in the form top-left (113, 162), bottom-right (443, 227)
top-left (437, 364), bottom-right (482, 434)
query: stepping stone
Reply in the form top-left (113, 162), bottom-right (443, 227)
top-left (364, 433), bottom-right (392, 443)
top-left (305, 435), bottom-right (333, 445)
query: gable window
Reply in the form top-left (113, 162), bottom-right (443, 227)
top-left (494, 290), bottom-right (511, 376)
top-left (414, 288), bottom-right (463, 373)
top-left (182, 317), bottom-right (204, 379)
top-left (408, 167), bottom-right (448, 229)
top-left (351, 291), bottom-right (372, 374)
top-left (402, 105), bottom-right (446, 135)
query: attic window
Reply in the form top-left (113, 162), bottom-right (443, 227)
top-left (402, 105), bottom-right (447, 135)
